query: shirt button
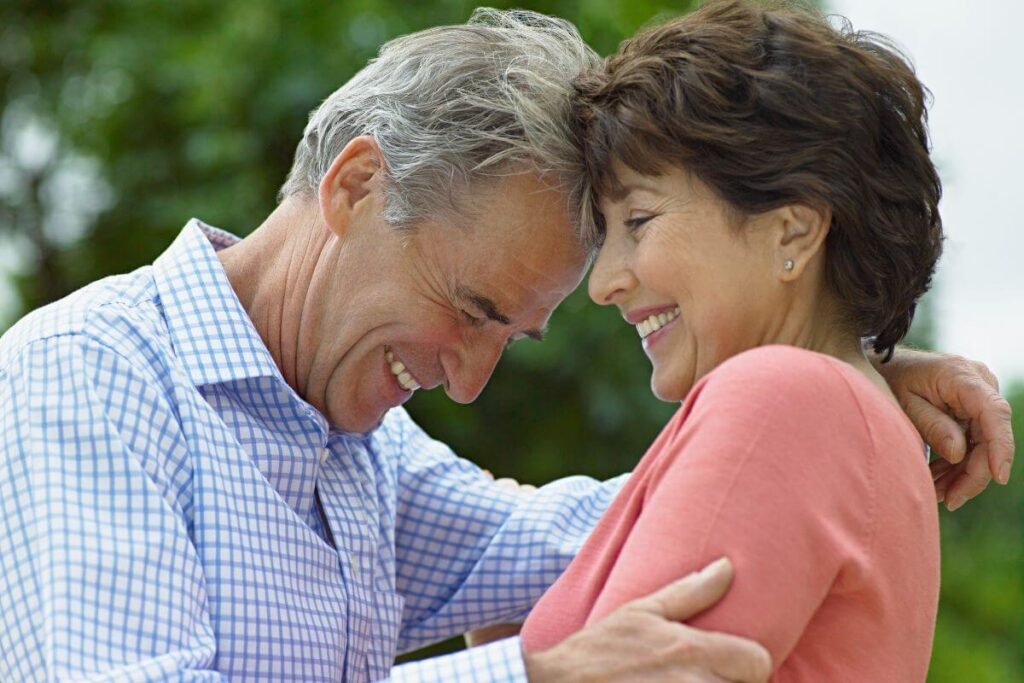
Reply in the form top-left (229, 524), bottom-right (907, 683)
top-left (319, 447), bottom-right (330, 465)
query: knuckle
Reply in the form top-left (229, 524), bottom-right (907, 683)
top-left (965, 468), bottom-right (992, 485)
top-left (968, 359), bottom-right (991, 376)
top-left (991, 395), bottom-right (1013, 420)
top-left (949, 355), bottom-right (971, 371)
top-left (926, 415), bottom-right (949, 435)
top-left (669, 634), bottom-right (700, 662)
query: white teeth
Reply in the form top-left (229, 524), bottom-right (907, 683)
top-left (385, 348), bottom-right (420, 392)
top-left (635, 307), bottom-right (681, 339)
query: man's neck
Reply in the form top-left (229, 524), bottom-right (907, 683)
top-left (217, 197), bottom-right (329, 394)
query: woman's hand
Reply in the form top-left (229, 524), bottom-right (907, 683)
top-left (877, 348), bottom-right (1015, 510)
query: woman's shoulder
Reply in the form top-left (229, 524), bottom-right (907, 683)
top-left (696, 345), bottom-right (861, 409)
top-left (676, 345), bottom-right (920, 461)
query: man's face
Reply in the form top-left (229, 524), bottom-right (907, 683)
top-left (306, 172), bottom-right (588, 432)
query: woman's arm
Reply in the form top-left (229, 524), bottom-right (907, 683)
top-left (586, 348), bottom-right (879, 666)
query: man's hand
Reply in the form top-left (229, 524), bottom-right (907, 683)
top-left (878, 348), bottom-right (1015, 511)
top-left (523, 558), bottom-right (771, 683)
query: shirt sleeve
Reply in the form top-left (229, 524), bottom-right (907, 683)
top-left (585, 348), bottom-right (877, 668)
top-left (0, 334), bottom-right (225, 682)
top-left (382, 637), bottom-right (526, 683)
top-left (389, 408), bottom-right (628, 652)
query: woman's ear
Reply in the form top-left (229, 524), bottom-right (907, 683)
top-left (318, 135), bottom-right (386, 239)
top-left (775, 203), bottom-right (832, 281)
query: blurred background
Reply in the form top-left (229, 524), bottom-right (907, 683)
top-left (2, 1), bottom-right (1020, 679)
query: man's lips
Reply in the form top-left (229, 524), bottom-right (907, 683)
top-left (385, 347), bottom-right (421, 392)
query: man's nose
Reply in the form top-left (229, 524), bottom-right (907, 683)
top-left (441, 339), bottom-right (505, 404)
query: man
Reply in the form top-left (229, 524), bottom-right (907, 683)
top-left (0, 10), bottom-right (1012, 683)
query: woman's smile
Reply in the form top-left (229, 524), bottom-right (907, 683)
top-left (629, 305), bottom-right (682, 353)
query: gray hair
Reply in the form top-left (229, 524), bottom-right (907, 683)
top-left (279, 8), bottom-right (599, 247)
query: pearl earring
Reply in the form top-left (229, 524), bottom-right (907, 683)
top-left (783, 259), bottom-right (795, 272)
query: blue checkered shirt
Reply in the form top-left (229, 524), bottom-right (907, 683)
top-left (0, 220), bottom-right (626, 682)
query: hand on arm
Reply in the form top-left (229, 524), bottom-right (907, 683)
top-left (876, 347), bottom-right (1015, 510)
top-left (389, 560), bottom-right (769, 683)
top-left (524, 558), bottom-right (771, 683)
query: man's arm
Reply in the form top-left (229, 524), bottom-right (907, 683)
top-left (877, 348), bottom-right (1015, 510)
top-left (0, 336), bottom-right (223, 681)
top-left (384, 560), bottom-right (770, 683)
top-left (389, 406), bottom-right (626, 651)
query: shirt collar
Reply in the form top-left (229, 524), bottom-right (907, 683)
top-left (152, 218), bottom-right (284, 388)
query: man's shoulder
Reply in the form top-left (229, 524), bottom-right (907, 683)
top-left (0, 266), bottom-right (172, 377)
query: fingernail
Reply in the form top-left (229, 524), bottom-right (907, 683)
top-left (943, 436), bottom-right (962, 463)
top-left (998, 463), bottom-right (1011, 485)
top-left (701, 557), bottom-right (729, 575)
top-left (946, 494), bottom-right (964, 512)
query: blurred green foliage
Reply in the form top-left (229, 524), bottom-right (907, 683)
top-left (2, 1), bottom-right (1020, 679)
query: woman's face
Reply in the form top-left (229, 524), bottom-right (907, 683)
top-left (588, 162), bottom-right (784, 402)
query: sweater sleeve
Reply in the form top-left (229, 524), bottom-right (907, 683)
top-left (586, 346), bottom-right (878, 667)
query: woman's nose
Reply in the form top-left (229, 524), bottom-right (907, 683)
top-left (588, 236), bottom-right (636, 306)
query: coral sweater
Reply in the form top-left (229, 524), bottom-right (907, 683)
top-left (521, 346), bottom-right (940, 682)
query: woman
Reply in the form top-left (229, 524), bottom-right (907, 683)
top-left (520, 1), bottom-right (942, 679)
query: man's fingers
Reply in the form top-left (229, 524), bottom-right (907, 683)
top-left (937, 373), bottom-right (1015, 483)
top-left (633, 557), bottom-right (734, 622)
top-left (494, 477), bottom-right (521, 491)
top-left (932, 461), bottom-right (965, 503)
top-left (943, 450), bottom-right (994, 511)
top-left (929, 458), bottom-right (954, 481)
top-left (904, 394), bottom-right (967, 464)
top-left (688, 627), bottom-right (773, 683)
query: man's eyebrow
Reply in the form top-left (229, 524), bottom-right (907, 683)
top-left (457, 285), bottom-right (511, 325)
top-left (457, 285), bottom-right (547, 341)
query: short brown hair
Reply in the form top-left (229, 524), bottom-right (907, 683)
top-left (575, 0), bottom-right (943, 359)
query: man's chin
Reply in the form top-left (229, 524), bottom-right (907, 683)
top-left (328, 407), bottom-right (385, 435)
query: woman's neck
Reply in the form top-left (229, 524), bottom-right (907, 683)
top-left (785, 292), bottom-right (896, 403)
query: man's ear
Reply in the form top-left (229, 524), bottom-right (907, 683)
top-left (774, 203), bottom-right (832, 281)
top-left (318, 135), bottom-right (386, 238)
